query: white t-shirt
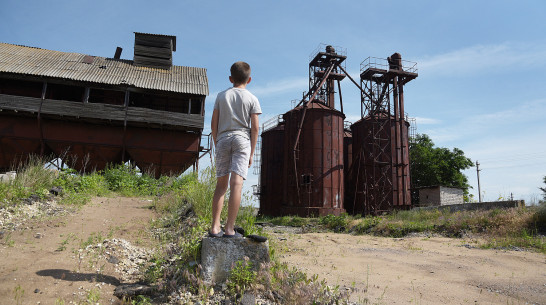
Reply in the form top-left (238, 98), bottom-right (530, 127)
top-left (214, 87), bottom-right (262, 141)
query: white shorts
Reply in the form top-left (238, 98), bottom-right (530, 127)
top-left (215, 135), bottom-right (251, 179)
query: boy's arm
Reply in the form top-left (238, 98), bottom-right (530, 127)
top-left (248, 113), bottom-right (259, 168)
top-left (211, 108), bottom-right (219, 146)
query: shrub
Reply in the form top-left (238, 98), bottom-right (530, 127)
top-left (226, 258), bottom-right (256, 296)
top-left (319, 213), bottom-right (349, 232)
top-left (268, 215), bottom-right (311, 227)
top-left (532, 202), bottom-right (546, 234)
top-left (0, 156), bottom-right (57, 204)
top-left (181, 166), bottom-right (220, 223)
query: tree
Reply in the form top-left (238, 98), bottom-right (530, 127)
top-left (409, 134), bottom-right (474, 203)
top-left (540, 176), bottom-right (546, 202)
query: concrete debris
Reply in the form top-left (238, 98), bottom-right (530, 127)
top-left (200, 236), bottom-right (270, 285)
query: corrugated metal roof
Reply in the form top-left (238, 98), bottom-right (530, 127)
top-left (0, 43), bottom-right (208, 96)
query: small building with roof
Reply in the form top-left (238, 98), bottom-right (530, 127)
top-left (417, 185), bottom-right (464, 206)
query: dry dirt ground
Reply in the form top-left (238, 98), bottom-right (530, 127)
top-left (0, 197), bottom-right (155, 305)
top-left (1, 197), bottom-right (545, 305)
top-left (272, 231), bottom-right (546, 305)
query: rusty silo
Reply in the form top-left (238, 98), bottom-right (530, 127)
top-left (348, 53), bottom-right (418, 215)
top-left (282, 101), bottom-right (345, 216)
top-left (257, 117), bottom-right (285, 217)
top-left (257, 45), bottom-right (348, 217)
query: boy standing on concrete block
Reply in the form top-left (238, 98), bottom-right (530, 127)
top-left (209, 61), bottom-right (261, 238)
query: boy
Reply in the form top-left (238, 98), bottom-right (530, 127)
top-left (209, 61), bottom-right (261, 238)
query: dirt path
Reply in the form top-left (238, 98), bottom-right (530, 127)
top-left (272, 232), bottom-right (546, 305)
top-left (0, 197), bottom-right (156, 305)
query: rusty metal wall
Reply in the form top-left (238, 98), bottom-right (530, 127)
top-left (258, 125), bottom-right (285, 217)
top-left (0, 113), bottom-right (201, 176)
top-left (282, 103), bottom-right (345, 217)
top-left (42, 119), bottom-right (125, 172)
top-left (125, 126), bottom-right (200, 177)
top-left (0, 115), bottom-right (44, 170)
top-left (350, 116), bottom-right (411, 215)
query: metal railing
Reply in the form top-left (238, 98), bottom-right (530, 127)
top-left (360, 57), bottom-right (418, 74)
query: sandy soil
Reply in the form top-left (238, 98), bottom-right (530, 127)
top-left (2, 197), bottom-right (545, 305)
top-left (272, 231), bottom-right (546, 305)
top-left (0, 197), bottom-right (156, 305)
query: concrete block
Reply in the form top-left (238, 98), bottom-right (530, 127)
top-left (200, 237), bottom-right (269, 285)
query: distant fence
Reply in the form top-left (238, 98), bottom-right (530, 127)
top-left (413, 200), bottom-right (525, 213)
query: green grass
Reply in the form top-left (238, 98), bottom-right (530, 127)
top-left (263, 206), bottom-right (546, 253)
top-left (0, 159), bottom-right (192, 208)
top-left (144, 165), bottom-right (354, 304)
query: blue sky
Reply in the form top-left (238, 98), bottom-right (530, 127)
top-left (2, 0), bottom-right (546, 204)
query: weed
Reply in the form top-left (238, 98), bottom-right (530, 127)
top-left (130, 295), bottom-right (153, 305)
top-left (266, 215), bottom-right (312, 227)
top-left (2, 231), bottom-right (15, 247)
top-left (143, 255), bottom-right (167, 284)
top-left (86, 287), bottom-right (100, 304)
top-left (226, 257), bottom-right (257, 296)
top-left (55, 298), bottom-right (65, 305)
top-left (56, 233), bottom-right (77, 252)
top-left (13, 284), bottom-right (24, 305)
top-left (0, 155), bottom-right (57, 204)
top-left (181, 166), bottom-right (219, 223)
top-left (354, 216), bottom-right (381, 234)
top-left (80, 232), bottom-right (105, 248)
top-left (320, 213), bottom-right (349, 232)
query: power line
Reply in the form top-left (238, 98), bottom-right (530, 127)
top-left (481, 161), bottom-right (546, 170)
top-left (478, 151), bottom-right (546, 163)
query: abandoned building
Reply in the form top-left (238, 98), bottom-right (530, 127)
top-left (0, 33), bottom-right (209, 176)
top-left (418, 186), bottom-right (464, 207)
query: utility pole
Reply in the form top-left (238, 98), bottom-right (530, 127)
top-left (476, 161), bottom-right (482, 202)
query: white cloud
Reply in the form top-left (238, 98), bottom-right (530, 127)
top-left (344, 114), bottom-right (362, 123)
top-left (416, 98), bottom-right (546, 204)
top-left (420, 98), bottom-right (546, 145)
top-left (418, 42), bottom-right (546, 77)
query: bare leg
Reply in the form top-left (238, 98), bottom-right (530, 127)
top-left (224, 172), bottom-right (244, 235)
top-left (211, 174), bottom-right (229, 234)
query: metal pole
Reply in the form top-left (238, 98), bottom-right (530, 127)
top-left (476, 161), bottom-right (482, 202)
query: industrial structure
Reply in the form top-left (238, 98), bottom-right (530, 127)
top-left (258, 45), bottom-right (347, 217)
top-left (255, 46), bottom-right (418, 216)
top-left (348, 54), bottom-right (418, 215)
top-left (0, 33), bottom-right (209, 176)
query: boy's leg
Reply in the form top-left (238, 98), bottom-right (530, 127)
top-left (211, 174), bottom-right (229, 234)
top-left (224, 172), bottom-right (244, 236)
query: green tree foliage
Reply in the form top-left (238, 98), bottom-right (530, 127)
top-left (409, 134), bottom-right (474, 202)
top-left (540, 176), bottom-right (546, 202)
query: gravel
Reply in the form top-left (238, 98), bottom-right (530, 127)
top-left (0, 196), bottom-right (68, 231)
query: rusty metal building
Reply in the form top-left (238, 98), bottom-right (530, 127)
top-left (347, 54), bottom-right (418, 215)
top-left (0, 33), bottom-right (208, 176)
top-left (256, 49), bottom-right (418, 217)
top-left (257, 45), bottom-right (347, 217)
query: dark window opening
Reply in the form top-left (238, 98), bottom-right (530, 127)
top-left (190, 98), bottom-right (202, 115)
top-left (0, 78), bottom-right (43, 98)
top-left (88, 88), bottom-right (125, 105)
top-left (47, 83), bottom-right (85, 102)
top-left (130, 92), bottom-right (191, 113)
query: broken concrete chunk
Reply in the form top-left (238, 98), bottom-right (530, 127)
top-left (200, 237), bottom-right (269, 285)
